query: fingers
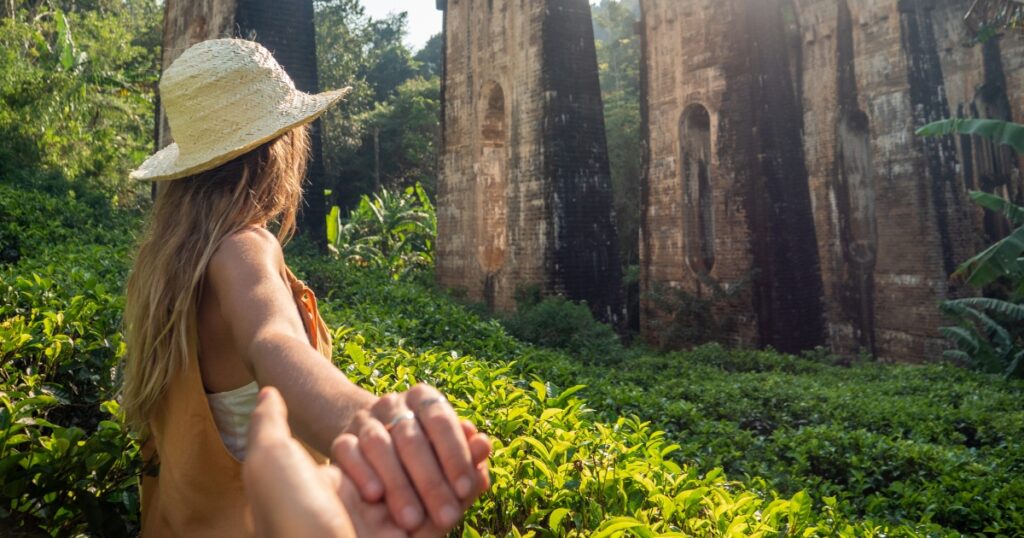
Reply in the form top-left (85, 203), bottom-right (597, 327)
top-left (390, 416), bottom-right (464, 529)
top-left (348, 386), bottom-right (493, 534)
top-left (245, 387), bottom-right (357, 538)
top-left (336, 472), bottom-right (410, 538)
top-left (356, 412), bottom-right (426, 530)
top-left (407, 460), bottom-right (492, 538)
top-left (467, 432), bottom-right (492, 470)
top-left (332, 432), bottom-right (383, 501)
top-left (406, 385), bottom-right (476, 499)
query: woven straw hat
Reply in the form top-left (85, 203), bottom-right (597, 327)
top-left (130, 38), bottom-right (351, 181)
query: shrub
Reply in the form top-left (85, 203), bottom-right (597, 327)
top-left (5, 167), bottom-right (1024, 536)
top-left (327, 183), bottom-right (436, 278)
top-left (504, 291), bottom-right (624, 366)
top-left (918, 120), bottom-right (1024, 378)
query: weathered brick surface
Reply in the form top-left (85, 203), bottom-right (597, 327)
top-left (639, 0), bottom-right (1023, 361)
top-left (437, 0), bottom-right (622, 320)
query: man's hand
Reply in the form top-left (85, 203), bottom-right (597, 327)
top-left (335, 384), bottom-right (492, 531)
top-left (244, 386), bottom-right (407, 538)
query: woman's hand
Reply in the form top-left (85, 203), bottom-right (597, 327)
top-left (244, 387), bottom-right (406, 538)
top-left (335, 384), bottom-right (493, 531)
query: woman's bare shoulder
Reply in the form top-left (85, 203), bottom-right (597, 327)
top-left (208, 226), bottom-right (284, 278)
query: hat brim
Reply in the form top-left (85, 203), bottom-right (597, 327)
top-left (130, 86), bottom-right (352, 182)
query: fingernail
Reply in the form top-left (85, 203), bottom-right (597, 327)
top-left (441, 504), bottom-right (460, 527)
top-left (402, 505), bottom-right (423, 528)
top-left (456, 475), bottom-right (473, 497)
top-left (365, 479), bottom-right (382, 498)
top-left (257, 387), bottom-right (272, 403)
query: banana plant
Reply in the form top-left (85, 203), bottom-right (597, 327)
top-left (918, 118), bottom-right (1024, 376)
top-left (327, 183), bottom-right (436, 278)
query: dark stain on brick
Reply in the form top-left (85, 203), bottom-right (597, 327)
top-left (898, 0), bottom-right (962, 278)
top-left (833, 0), bottom-right (878, 355)
top-left (722, 0), bottom-right (826, 353)
top-left (542, 0), bottom-right (623, 323)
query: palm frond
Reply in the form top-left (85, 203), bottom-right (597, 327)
top-left (939, 326), bottom-right (982, 354)
top-left (915, 118), bottom-right (1024, 154)
top-left (947, 297), bottom-right (1024, 321)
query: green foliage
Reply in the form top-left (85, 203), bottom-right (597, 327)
top-left (916, 117), bottom-right (1024, 155)
top-left (353, 76), bottom-right (441, 195)
top-left (315, 1), bottom-right (440, 207)
top-left (299, 253), bottom-right (1024, 536)
top-left (952, 191), bottom-right (1024, 293)
top-left (7, 164), bottom-right (1024, 536)
top-left (0, 1), bottom-right (161, 204)
top-left (0, 182), bottom-right (140, 535)
top-left (593, 0), bottom-right (643, 275)
top-left (504, 291), bottom-right (624, 366)
top-left (328, 183), bottom-right (436, 278)
top-left (643, 273), bottom-right (751, 350)
top-left (413, 33), bottom-right (443, 79)
top-left (919, 120), bottom-right (1024, 378)
top-left (331, 333), bottom-right (859, 537)
top-left (940, 298), bottom-right (1024, 376)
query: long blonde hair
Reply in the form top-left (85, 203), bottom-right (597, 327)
top-left (122, 125), bottom-right (311, 432)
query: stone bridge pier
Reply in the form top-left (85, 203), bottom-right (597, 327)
top-left (435, 0), bottom-right (623, 322)
top-left (639, 0), bottom-right (1023, 360)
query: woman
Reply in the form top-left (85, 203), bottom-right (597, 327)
top-left (122, 39), bottom-right (490, 536)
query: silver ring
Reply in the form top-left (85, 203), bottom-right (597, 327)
top-left (416, 397), bottom-right (445, 413)
top-left (384, 410), bottom-right (416, 432)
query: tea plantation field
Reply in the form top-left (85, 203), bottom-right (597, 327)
top-left (2, 178), bottom-right (1023, 536)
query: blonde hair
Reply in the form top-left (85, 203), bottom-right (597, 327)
top-left (122, 125), bottom-right (311, 432)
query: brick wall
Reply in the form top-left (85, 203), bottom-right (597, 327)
top-left (437, 0), bottom-right (621, 320)
top-left (640, 0), bottom-right (1023, 361)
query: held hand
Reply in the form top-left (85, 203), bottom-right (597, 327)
top-left (335, 384), bottom-right (493, 532)
top-left (244, 387), bottom-right (407, 538)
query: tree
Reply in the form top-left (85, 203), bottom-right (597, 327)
top-left (592, 0), bottom-right (642, 329)
top-left (592, 0), bottom-right (641, 268)
top-left (315, 1), bottom-right (433, 212)
top-left (414, 32), bottom-right (443, 78)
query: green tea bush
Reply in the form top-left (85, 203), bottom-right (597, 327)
top-left (328, 332), bottom-right (896, 537)
top-left (5, 175), bottom-right (1024, 536)
top-left (504, 291), bottom-right (624, 365)
top-left (300, 254), bottom-right (1024, 536)
top-left (1, 183), bottom-right (140, 535)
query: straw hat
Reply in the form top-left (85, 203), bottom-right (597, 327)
top-left (130, 38), bottom-right (351, 181)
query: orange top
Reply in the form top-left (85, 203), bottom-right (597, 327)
top-left (140, 266), bottom-right (333, 537)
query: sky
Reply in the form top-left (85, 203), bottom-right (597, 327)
top-left (361, 1), bottom-right (443, 52)
top-left (362, 1), bottom-right (603, 52)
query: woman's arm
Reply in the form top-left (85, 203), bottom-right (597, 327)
top-left (206, 227), bottom-right (375, 453)
top-left (206, 228), bottom-right (491, 531)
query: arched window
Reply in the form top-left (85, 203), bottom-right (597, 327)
top-left (680, 104), bottom-right (715, 275)
top-left (476, 81), bottom-right (508, 275)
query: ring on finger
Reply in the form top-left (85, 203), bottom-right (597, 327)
top-left (415, 397), bottom-right (446, 413)
top-left (384, 410), bottom-right (416, 432)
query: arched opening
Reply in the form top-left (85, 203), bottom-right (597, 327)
top-left (837, 109), bottom-right (877, 269)
top-left (679, 104), bottom-right (714, 275)
top-left (836, 108), bottom-right (877, 353)
top-left (475, 81), bottom-right (508, 282)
